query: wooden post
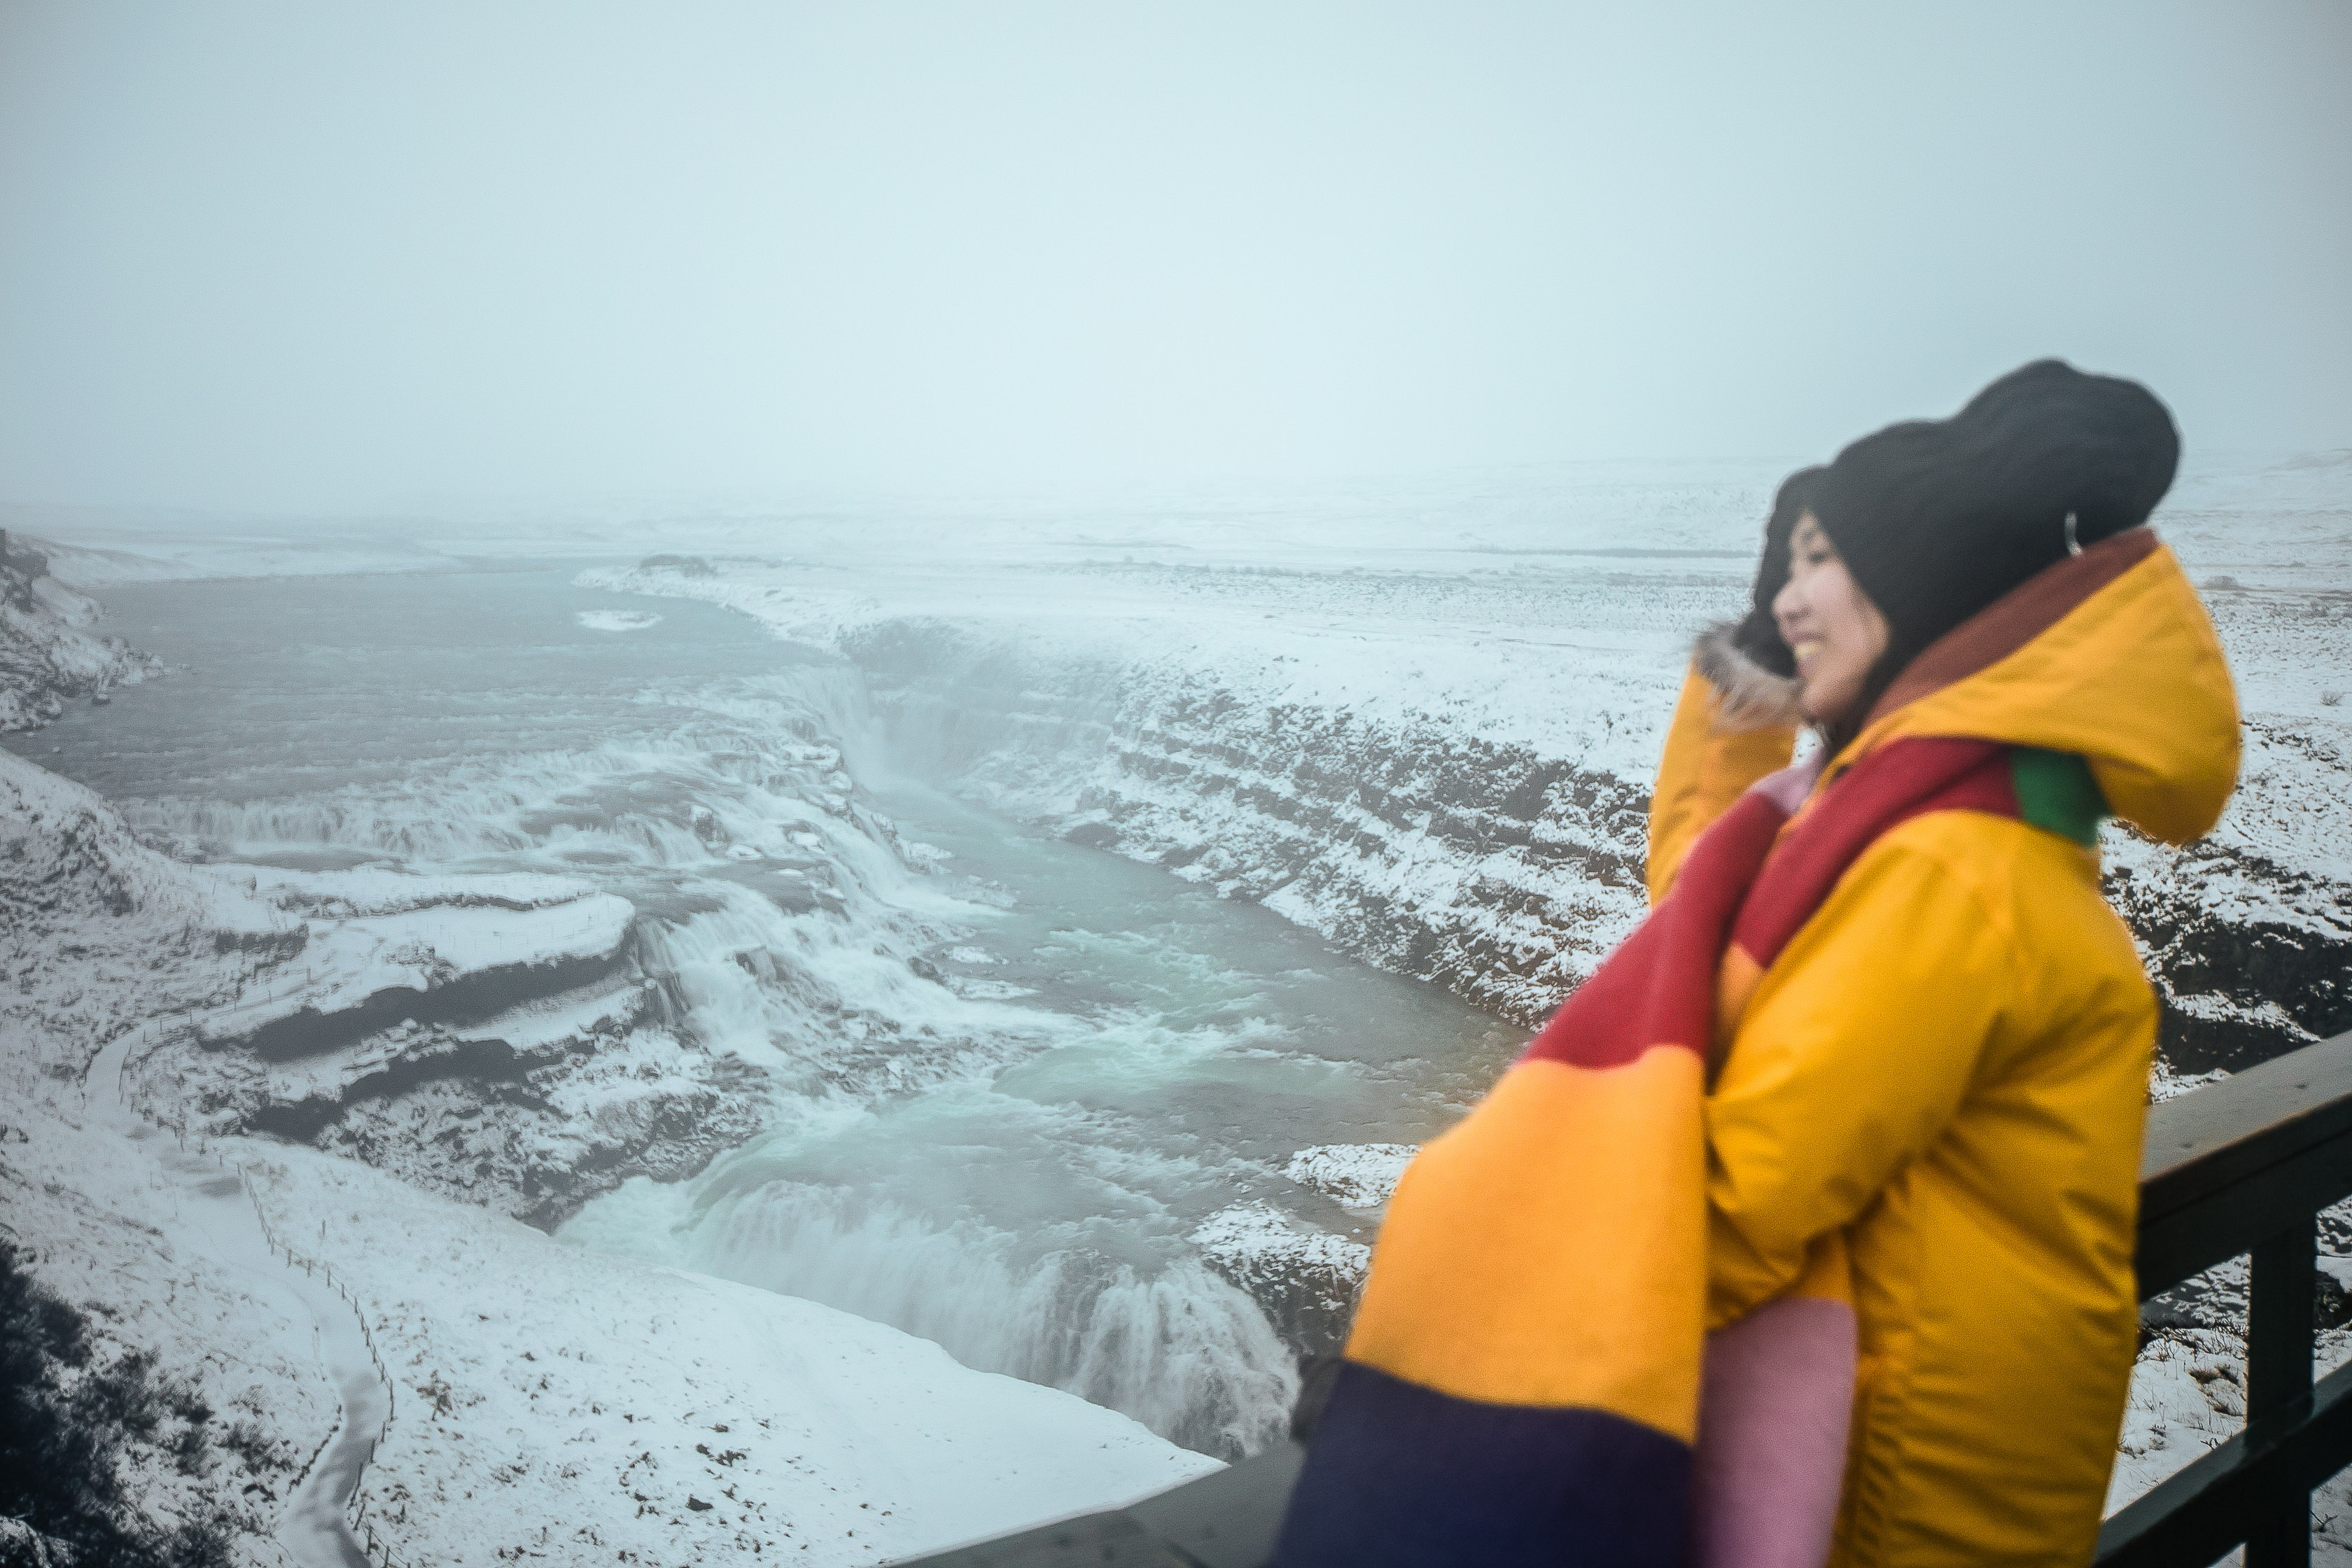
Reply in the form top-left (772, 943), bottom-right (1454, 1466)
top-left (2247, 1214), bottom-right (2318, 1568)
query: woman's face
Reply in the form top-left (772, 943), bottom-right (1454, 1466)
top-left (1772, 512), bottom-right (1890, 728)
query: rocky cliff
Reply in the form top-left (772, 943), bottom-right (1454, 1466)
top-left (0, 529), bottom-right (162, 731)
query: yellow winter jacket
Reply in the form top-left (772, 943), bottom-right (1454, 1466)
top-left (1647, 533), bottom-right (2239, 1567)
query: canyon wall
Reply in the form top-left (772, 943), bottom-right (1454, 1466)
top-left (841, 603), bottom-right (2352, 1078)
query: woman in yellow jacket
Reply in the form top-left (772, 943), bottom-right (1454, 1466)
top-left (1655, 359), bottom-right (2239, 1564)
top-left (1275, 360), bottom-right (2236, 1568)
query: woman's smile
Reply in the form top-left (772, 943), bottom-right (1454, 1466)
top-left (1773, 513), bottom-right (1889, 729)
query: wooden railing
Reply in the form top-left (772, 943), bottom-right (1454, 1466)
top-left (904, 1030), bottom-right (2352, 1568)
top-left (2096, 1031), bottom-right (2352, 1568)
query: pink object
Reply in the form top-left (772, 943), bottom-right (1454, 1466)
top-left (1688, 1294), bottom-right (1857, 1568)
top-left (1749, 755), bottom-right (1826, 818)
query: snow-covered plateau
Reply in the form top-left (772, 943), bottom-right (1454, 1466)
top-left (5, 451), bottom-right (2350, 1562)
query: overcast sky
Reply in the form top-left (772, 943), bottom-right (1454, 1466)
top-left (2, 1), bottom-right (2347, 512)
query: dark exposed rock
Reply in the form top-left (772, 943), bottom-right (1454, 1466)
top-left (1190, 1205), bottom-right (1368, 1364)
top-left (232, 948), bottom-right (634, 1062)
top-left (635, 554), bottom-right (716, 577)
top-left (2108, 835), bottom-right (2352, 1074)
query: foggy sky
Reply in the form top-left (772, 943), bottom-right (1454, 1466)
top-left (2, 1), bottom-right (2348, 513)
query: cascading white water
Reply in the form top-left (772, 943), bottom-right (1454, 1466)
top-left (675, 1179), bottom-right (1297, 1457)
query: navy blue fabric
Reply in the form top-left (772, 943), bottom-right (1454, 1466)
top-left (1273, 1362), bottom-right (1689, 1568)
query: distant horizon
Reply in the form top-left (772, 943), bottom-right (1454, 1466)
top-left (3, 444), bottom-right (2346, 533)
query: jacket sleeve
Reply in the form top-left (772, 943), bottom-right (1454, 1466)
top-left (1704, 834), bottom-right (2017, 1329)
top-left (1646, 667), bottom-right (1797, 905)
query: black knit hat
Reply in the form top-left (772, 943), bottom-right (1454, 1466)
top-left (1811, 359), bottom-right (2180, 676)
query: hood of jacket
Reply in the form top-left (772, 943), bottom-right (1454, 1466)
top-left (1826, 528), bottom-right (2239, 845)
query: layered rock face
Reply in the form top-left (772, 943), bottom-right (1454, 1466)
top-left (1, 740), bottom-right (767, 1231)
top-left (855, 614), bottom-right (1654, 1029)
top-left (127, 867), bottom-right (770, 1229)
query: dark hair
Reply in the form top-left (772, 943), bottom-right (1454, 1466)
top-left (1812, 358), bottom-right (2179, 695)
top-left (1728, 465), bottom-right (1823, 678)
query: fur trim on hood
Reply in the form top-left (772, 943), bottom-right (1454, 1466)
top-left (1694, 620), bottom-right (1805, 732)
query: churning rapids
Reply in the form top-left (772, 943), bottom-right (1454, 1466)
top-left (10, 565), bottom-right (1523, 1458)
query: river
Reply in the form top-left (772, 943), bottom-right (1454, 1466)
top-left (8, 564), bottom-right (1523, 1455)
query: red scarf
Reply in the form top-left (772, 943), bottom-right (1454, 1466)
top-left (1276, 736), bottom-right (2017, 1568)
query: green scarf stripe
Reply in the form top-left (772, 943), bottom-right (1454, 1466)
top-left (2010, 747), bottom-right (2106, 847)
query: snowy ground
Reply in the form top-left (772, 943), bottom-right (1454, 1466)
top-left (233, 1140), bottom-right (1213, 1565)
top-left (5, 1056), bottom-right (1214, 1566)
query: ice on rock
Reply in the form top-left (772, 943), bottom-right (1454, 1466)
top-left (1284, 1142), bottom-right (1418, 1210)
top-left (574, 608), bottom-right (662, 632)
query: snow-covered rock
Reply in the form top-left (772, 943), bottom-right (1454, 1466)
top-left (0, 529), bottom-right (163, 731)
top-left (0, 760), bottom-right (755, 1231)
top-left (1283, 1143), bottom-right (1415, 1211)
top-left (128, 869), bottom-right (767, 1229)
top-left (1191, 1203), bottom-right (1370, 1361)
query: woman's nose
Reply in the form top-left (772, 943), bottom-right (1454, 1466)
top-left (1772, 574), bottom-right (1803, 627)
